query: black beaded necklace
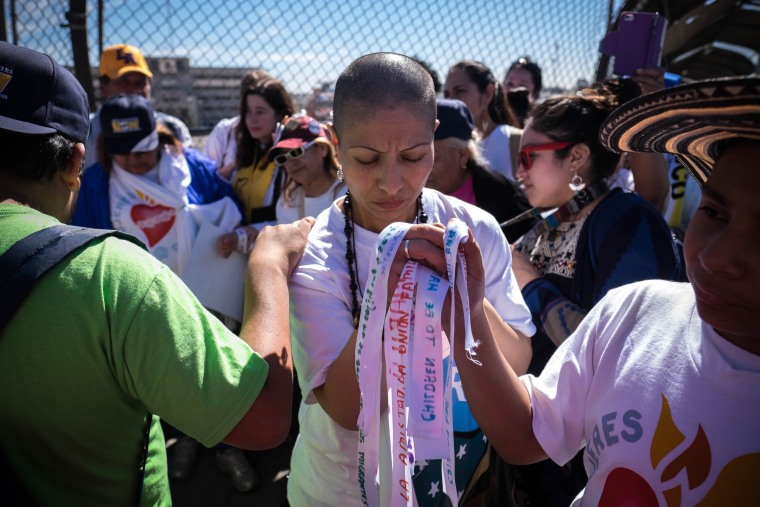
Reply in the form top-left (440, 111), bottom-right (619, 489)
top-left (343, 191), bottom-right (428, 329)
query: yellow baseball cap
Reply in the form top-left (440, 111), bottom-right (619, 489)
top-left (99, 44), bottom-right (153, 80)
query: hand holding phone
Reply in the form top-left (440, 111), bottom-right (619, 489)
top-left (600, 12), bottom-right (668, 77)
top-left (631, 67), bottom-right (665, 94)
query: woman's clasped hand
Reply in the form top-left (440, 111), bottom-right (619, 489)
top-left (386, 221), bottom-right (489, 328)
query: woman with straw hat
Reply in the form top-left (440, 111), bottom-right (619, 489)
top-left (450, 76), bottom-right (760, 506)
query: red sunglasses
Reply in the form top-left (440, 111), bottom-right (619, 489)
top-left (518, 142), bottom-right (572, 170)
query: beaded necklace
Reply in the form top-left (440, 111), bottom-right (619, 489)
top-left (343, 191), bottom-right (428, 329)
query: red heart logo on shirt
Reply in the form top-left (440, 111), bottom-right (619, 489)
top-left (130, 204), bottom-right (176, 247)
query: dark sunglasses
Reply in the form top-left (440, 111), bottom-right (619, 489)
top-left (518, 142), bottom-right (572, 170)
top-left (273, 140), bottom-right (316, 165)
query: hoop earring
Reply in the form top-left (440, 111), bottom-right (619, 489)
top-left (569, 170), bottom-right (586, 192)
top-left (337, 167), bottom-right (345, 182)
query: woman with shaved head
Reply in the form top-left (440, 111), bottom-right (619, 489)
top-left (287, 52), bottom-right (535, 506)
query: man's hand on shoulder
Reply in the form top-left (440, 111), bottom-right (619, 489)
top-left (250, 217), bottom-right (316, 277)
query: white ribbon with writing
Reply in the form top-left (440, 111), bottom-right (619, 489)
top-left (444, 220), bottom-right (478, 362)
top-left (406, 268), bottom-right (446, 442)
top-left (385, 260), bottom-right (417, 504)
top-left (356, 219), bottom-right (477, 506)
top-left (356, 223), bottom-right (408, 507)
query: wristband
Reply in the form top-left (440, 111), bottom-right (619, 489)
top-left (234, 227), bottom-right (251, 255)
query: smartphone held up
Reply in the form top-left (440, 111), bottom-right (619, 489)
top-left (600, 11), bottom-right (668, 78)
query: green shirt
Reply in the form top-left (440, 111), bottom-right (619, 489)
top-left (0, 204), bottom-right (268, 505)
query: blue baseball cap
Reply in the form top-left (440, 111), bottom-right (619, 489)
top-left (100, 94), bottom-right (159, 155)
top-left (0, 42), bottom-right (89, 144)
top-left (435, 98), bottom-right (474, 141)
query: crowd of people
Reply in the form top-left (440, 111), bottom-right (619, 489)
top-left (1, 36), bottom-right (757, 507)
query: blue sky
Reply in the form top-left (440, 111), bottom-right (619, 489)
top-left (18, 0), bottom-right (624, 94)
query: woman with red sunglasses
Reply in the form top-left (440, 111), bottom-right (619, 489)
top-left (508, 81), bottom-right (685, 505)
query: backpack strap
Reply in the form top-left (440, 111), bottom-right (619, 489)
top-left (248, 166), bottom-right (284, 224)
top-left (0, 225), bottom-right (141, 332)
top-left (578, 189), bottom-right (639, 274)
top-left (574, 189), bottom-right (687, 304)
top-left (0, 224), bottom-right (150, 505)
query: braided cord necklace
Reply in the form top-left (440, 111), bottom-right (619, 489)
top-left (344, 191), bottom-right (428, 329)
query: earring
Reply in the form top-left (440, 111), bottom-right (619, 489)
top-left (337, 167), bottom-right (344, 182)
top-left (569, 170), bottom-right (585, 192)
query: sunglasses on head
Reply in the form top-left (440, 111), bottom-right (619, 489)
top-left (273, 140), bottom-right (317, 165)
top-left (518, 142), bottom-right (572, 170)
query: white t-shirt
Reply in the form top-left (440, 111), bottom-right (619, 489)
top-left (521, 280), bottom-right (760, 506)
top-left (275, 179), bottom-right (346, 225)
top-left (288, 189), bottom-right (535, 506)
top-left (203, 116), bottom-right (239, 169)
top-left (479, 124), bottom-right (517, 181)
top-left (606, 167), bottom-right (634, 192)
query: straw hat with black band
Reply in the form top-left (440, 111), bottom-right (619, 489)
top-left (599, 76), bottom-right (760, 187)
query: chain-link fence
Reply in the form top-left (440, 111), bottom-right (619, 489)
top-left (5, 0), bottom-right (621, 132)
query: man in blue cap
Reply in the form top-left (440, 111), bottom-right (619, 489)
top-left (0, 42), bottom-right (310, 504)
top-left (83, 43), bottom-right (194, 169)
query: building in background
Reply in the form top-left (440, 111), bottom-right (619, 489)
top-left (91, 56), bottom-right (311, 132)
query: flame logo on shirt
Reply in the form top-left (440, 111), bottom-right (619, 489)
top-left (598, 395), bottom-right (759, 506)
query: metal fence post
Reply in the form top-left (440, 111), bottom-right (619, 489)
top-left (64, 0), bottom-right (96, 111)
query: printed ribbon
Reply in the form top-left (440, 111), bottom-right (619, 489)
top-left (355, 219), bottom-right (477, 506)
